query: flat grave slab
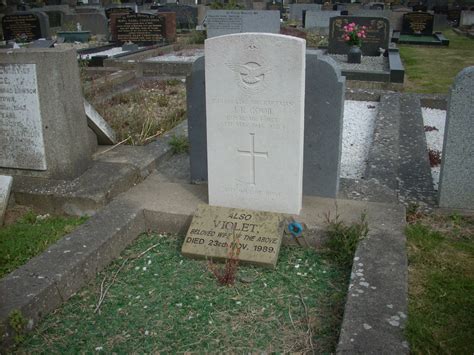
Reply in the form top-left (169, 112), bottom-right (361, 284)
top-left (182, 204), bottom-right (284, 267)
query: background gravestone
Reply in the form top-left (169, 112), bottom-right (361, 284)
top-left (304, 10), bottom-right (340, 34)
top-left (205, 33), bottom-right (305, 214)
top-left (401, 12), bottom-right (434, 35)
top-left (328, 16), bottom-right (390, 56)
top-left (206, 10), bottom-right (280, 38)
top-left (187, 51), bottom-right (345, 199)
top-left (438, 66), bottom-right (474, 210)
top-left (0, 48), bottom-right (91, 180)
top-left (288, 4), bottom-right (322, 21)
top-left (155, 4), bottom-right (197, 30)
top-left (2, 12), bottom-right (50, 42)
top-left (304, 50), bottom-right (345, 198)
top-left (115, 13), bottom-right (165, 44)
top-left (66, 12), bottom-right (108, 36)
top-left (105, 6), bottom-right (134, 19)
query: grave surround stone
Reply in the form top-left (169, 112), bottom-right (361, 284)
top-left (205, 33), bottom-right (305, 214)
top-left (84, 101), bottom-right (117, 145)
top-left (187, 51), bottom-right (344, 199)
top-left (438, 66), bottom-right (474, 210)
top-left (1, 12), bottom-right (50, 42)
top-left (206, 10), bottom-right (280, 38)
top-left (0, 175), bottom-right (13, 226)
top-left (182, 204), bottom-right (284, 267)
top-left (328, 16), bottom-right (390, 56)
top-left (0, 48), bottom-right (91, 180)
top-left (401, 12), bottom-right (434, 35)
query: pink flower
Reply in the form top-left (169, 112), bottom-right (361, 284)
top-left (362, 34), bottom-right (367, 38)
top-left (357, 33), bottom-right (362, 38)
top-left (362, 26), bottom-right (367, 30)
top-left (350, 22), bottom-right (356, 26)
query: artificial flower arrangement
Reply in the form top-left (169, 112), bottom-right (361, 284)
top-left (341, 23), bottom-right (367, 47)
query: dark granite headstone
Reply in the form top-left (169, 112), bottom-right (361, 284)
top-left (401, 12), bottom-right (434, 35)
top-left (105, 6), bottom-right (134, 19)
top-left (328, 16), bottom-right (390, 56)
top-left (2, 12), bottom-right (49, 42)
top-left (187, 52), bottom-right (345, 198)
top-left (116, 13), bottom-right (165, 44)
top-left (155, 4), bottom-right (197, 29)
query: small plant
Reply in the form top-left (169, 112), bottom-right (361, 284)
top-left (324, 211), bottom-right (368, 269)
top-left (341, 22), bottom-right (367, 47)
top-left (169, 135), bottom-right (189, 154)
top-left (428, 149), bottom-right (442, 167)
top-left (186, 30), bottom-right (206, 45)
top-left (9, 309), bottom-right (26, 344)
top-left (208, 232), bottom-right (241, 286)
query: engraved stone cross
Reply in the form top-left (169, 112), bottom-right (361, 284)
top-left (237, 133), bottom-right (268, 185)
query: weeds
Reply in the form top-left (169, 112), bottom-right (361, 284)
top-left (324, 211), bottom-right (368, 269)
top-left (208, 232), bottom-right (241, 286)
top-left (428, 149), bottom-right (441, 167)
top-left (169, 135), bottom-right (189, 154)
top-left (8, 309), bottom-right (26, 344)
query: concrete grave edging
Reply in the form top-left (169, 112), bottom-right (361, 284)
top-left (0, 177), bottom-right (407, 353)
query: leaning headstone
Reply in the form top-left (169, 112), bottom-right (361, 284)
top-left (289, 4), bottom-right (322, 21)
top-left (352, 9), bottom-right (391, 20)
top-left (304, 10), bottom-right (340, 34)
top-left (206, 10), bottom-right (280, 38)
top-left (0, 49), bottom-right (91, 179)
top-left (328, 16), bottom-right (390, 56)
top-left (84, 101), bottom-right (117, 145)
top-left (187, 51), bottom-right (345, 199)
top-left (1, 12), bottom-right (50, 42)
top-left (115, 13), bottom-right (165, 44)
top-left (401, 12), bottom-right (434, 35)
top-left (182, 204), bottom-right (284, 267)
top-left (205, 33), bottom-right (305, 214)
top-left (0, 175), bottom-right (13, 226)
top-left (438, 66), bottom-right (474, 210)
top-left (28, 38), bottom-right (55, 48)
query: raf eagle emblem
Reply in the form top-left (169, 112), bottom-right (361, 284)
top-left (226, 61), bottom-right (271, 90)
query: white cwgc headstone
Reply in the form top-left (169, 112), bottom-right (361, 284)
top-left (205, 33), bottom-right (305, 214)
top-left (0, 64), bottom-right (47, 170)
top-left (0, 175), bottom-right (13, 226)
top-left (84, 100), bottom-right (117, 145)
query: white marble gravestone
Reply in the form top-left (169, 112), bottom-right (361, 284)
top-left (205, 33), bottom-right (306, 214)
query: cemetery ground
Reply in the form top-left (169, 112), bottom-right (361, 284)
top-left (405, 212), bottom-right (474, 354)
top-left (14, 224), bottom-right (364, 352)
top-left (400, 29), bottom-right (474, 93)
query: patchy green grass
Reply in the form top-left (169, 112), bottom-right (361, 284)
top-left (400, 30), bottom-right (474, 94)
top-left (169, 134), bottom-right (190, 154)
top-left (0, 211), bottom-right (87, 278)
top-left (405, 213), bottom-right (474, 354)
top-left (16, 231), bottom-right (353, 353)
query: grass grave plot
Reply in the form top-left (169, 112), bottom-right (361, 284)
top-left (0, 210), bottom-right (87, 278)
top-left (400, 30), bottom-right (474, 94)
top-left (405, 212), bottom-right (474, 353)
top-left (84, 79), bottom-right (186, 146)
top-left (17, 233), bottom-right (352, 353)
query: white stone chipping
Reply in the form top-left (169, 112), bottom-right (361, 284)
top-left (79, 47), bottom-right (144, 60)
top-left (421, 107), bottom-right (446, 191)
top-left (146, 49), bottom-right (204, 63)
top-left (341, 100), bottom-right (379, 179)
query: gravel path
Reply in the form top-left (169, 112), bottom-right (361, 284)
top-left (341, 100), bottom-right (378, 179)
top-left (422, 107), bottom-right (446, 191)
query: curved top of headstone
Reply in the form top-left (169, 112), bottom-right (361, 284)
top-left (452, 65), bottom-right (474, 89)
top-left (306, 49), bottom-right (344, 83)
top-left (205, 32), bottom-right (306, 45)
